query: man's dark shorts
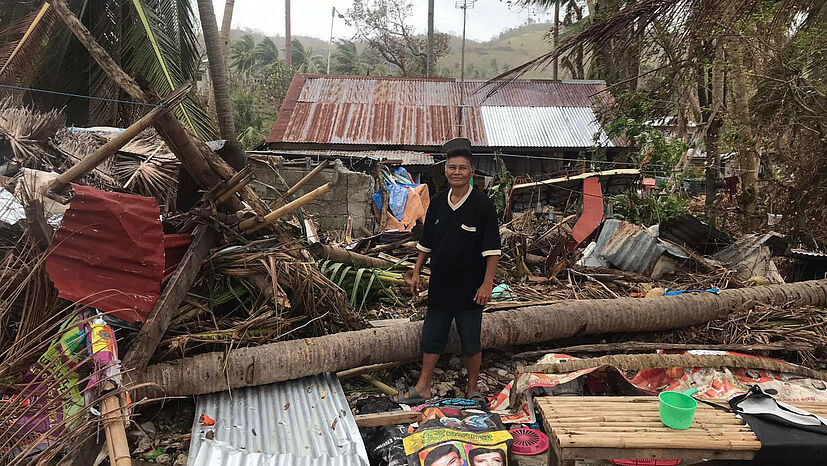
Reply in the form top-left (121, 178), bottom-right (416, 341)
top-left (421, 307), bottom-right (482, 356)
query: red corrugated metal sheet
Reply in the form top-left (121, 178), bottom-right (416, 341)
top-left (267, 74), bottom-right (612, 148)
top-left (570, 177), bottom-right (604, 247)
top-left (163, 233), bottom-right (192, 281)
top-left (46, 185), bottom-right (165, 322)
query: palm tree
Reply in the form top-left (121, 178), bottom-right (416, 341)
top-left (291, 39), bottom-right (325, 73)
top-left (254, 37), bottom-right (279, 67)
top-left (196, 0), bottom-right (236, 142)
top-left (230, 35), bottom-right (257, 74)
top-left (0, 0), bottom-right (215, 140)
top-left (331, 40), bottom-right (360, 75)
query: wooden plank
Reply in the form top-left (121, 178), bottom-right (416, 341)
top-left (354, 411), bottom-right (423, 427)
top-left (122, 226), bottom-right (218, 378)
top-left (517, 341), bottom-right (814, 359)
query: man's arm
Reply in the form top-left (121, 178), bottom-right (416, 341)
top-left (475, 255), bottom-right (499, 306)
top-left (411, 250), bottom-right (428, 294)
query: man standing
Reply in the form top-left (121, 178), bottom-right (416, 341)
top-left (398, 138), bottom-right (501, 403)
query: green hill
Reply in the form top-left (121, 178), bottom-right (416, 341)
top-left (228, 21), bottom-right (569, 80)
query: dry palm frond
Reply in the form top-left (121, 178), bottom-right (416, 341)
top-left (644, 302), bottom-right (827, 367)
top-left (0, 98), bottom-right (64, 168)
top-left (155, 246), bottom-right (366, 360)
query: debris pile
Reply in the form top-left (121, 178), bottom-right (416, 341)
top-left (3, 90), bottom-right (827, 466)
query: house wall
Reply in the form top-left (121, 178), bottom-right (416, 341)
top-left (249, 158), bottom-right (377, 233)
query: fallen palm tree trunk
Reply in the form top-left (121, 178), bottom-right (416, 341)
top-left (520, 353), bottom-right (827, 381)
top-left (309, 243), bottom-right (395, 268)
top-left (136, 279), bottom-right (827, 398)
top-left (514, 341), bottom-right (816, 359)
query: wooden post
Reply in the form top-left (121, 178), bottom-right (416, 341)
top-left (51, 0), bottom-right (146, 101)
top-left (375, 164), bottom-right (389, 231)
top-left (240, 182), bottom-right (333, 234)
top-left (100, 382), bottom-right (131, 466)
top-left (49, 84), bottom-right (190, 193)
top-left (272, 159), bottom-right (329, 208)
top-left (122, 226), bottom-right (218, 377)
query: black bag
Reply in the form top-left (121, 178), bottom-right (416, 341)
top-left (728, 385), bottom-right (827, 464)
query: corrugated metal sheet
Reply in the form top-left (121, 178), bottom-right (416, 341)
top-left (659, 214), bottom-right (734, 255)
top-left (191, 441), bottom-right (366, 466)
top-left (188, 373), bottom-right (368, 466)
top-left (251, 149), bottom-right (436, 166)
top-left (268, 74), bottom-right (617, 149)
top-left (45, 184), bottom-right (164, 322)
top-left (480, 106), bottom-right (612, 147)
top-left (590, 219), bottom-right (688, 274)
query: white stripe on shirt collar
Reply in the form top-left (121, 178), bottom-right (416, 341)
top-left (447, 187), bottom-right (472, 211)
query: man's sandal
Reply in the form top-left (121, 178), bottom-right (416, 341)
top-left (394, 387), bottom-right (428, 404)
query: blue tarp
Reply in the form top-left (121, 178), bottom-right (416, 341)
top-left (372, 167), bottom-right (417, 222)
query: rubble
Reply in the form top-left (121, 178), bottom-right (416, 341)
top-left (2, 7), bottom-right (826, 464)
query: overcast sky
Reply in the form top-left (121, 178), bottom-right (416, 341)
top-left (211, 0), bottom-right (556, 42)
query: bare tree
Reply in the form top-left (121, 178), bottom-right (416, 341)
top-left (348, 0), bottom-right (451, 77)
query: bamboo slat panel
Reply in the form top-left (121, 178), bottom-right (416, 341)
top-left (537, 396), bottom-right (827, 454)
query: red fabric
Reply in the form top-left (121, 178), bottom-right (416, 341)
top-left (46, 185), bottom-right (164, 322)
top-left (570, 177), bottom-right (604, 246)
top-left (162, 234), bottom-right (192, 281)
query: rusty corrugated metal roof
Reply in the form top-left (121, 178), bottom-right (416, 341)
top-left (267, 74), bottom-right (617, 149)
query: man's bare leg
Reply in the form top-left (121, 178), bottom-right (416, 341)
top-left (413, 353), bottom-right (440, 397)
top-left (465, 352), bottom-right (482, 394)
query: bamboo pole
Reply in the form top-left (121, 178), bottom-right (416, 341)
top-left (240, 182), bottom-right (332, 234)
top-left (215, 173), bottom-right (253, 204)
top-left (361, 374), bottom-right (397, 396)
top-left (272, 159), bottom-right (329, 208)
top-left (100, 382), bottom-right (131, 466)
top-left (48, 84), bottom-right (190, 193)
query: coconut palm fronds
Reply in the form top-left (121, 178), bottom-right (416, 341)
top-left (0, 98), bottom-right (64, 168)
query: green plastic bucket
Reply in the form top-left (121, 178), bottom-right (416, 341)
top-left (659, 388), bottom-right (700, 430)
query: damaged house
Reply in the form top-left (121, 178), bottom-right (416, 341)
top-left (249, 74), bottom-right (629, 231)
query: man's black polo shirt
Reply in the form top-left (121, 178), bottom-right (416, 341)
top-left (417, 187), bottom-right (501, 310)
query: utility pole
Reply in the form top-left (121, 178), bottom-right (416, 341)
top-left (427, 0), bottom-right (434, 76)
top-left (326, 7), bottom-right (345, 75)
top-left (455, 1), bottom-right (475, 137)
top-left (552, 0), bottom-right (559, 80)
top-left (285, 0), bottom-right (292, 67)
top-left (456, 1), bottom-right (476, 92)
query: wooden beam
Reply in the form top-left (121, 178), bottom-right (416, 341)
top-left (50, 0), bottom-right (146, 101)
top-left (122, 226), bottom-right (218, 377)
top-left (354, 411), bottom-right (423, 427)
top-left (24, 200), bottom-right (53, 251)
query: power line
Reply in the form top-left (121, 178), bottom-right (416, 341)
top-left (0, 83), bottom-right (158, 108)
